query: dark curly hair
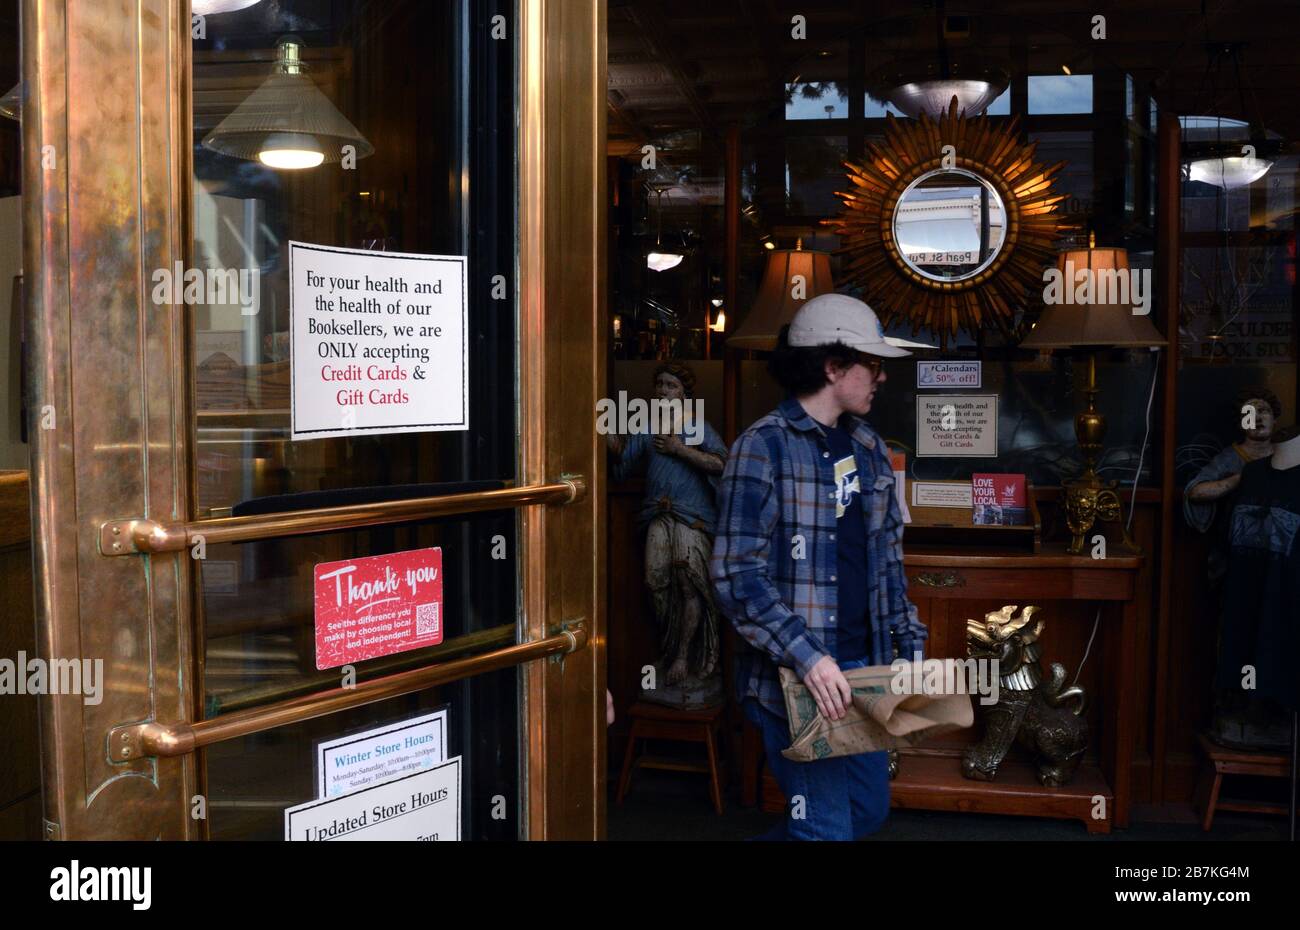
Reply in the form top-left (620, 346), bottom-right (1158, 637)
top-left (766, 325), bottom-right (861, 396)
top-left (653, 362), bottom-right (696, 397)
top-left (1235, 387), bottom-right (1282, 425)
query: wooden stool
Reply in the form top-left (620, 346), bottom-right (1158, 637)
top-left (1194, 733), bottom-right (1290, 831)
top-left (616, 701), bottom-right (726, 814)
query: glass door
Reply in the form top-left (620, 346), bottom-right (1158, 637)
top-left (26, 0), bottom-right (606, 840)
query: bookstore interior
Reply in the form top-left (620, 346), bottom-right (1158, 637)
top-left (0, 0), bottom-right (1297, 845)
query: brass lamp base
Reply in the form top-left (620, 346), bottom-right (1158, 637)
top-left (1061, 350), bottom-right (1142, 556)
top-left (1063, 475), bottom-right (1141, 556)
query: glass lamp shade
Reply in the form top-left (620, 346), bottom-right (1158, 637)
top-left (727, 249), bottom-right (834, 350)
top-left (0, 82), bottom-right (19, 122)
top-left (1180, 115), bottom-right (1278, 189)
top-left (1021, 247), bottom-right (1166, 349)
top-left (869, 60), bottom-right (1009, 119)
top-left (646, 251), bottom-right (684, 272)
top-left (193, 0), bottom-right (265, 14)
top-left (1186, 155), bottom-right (1273, 189)
top-left (202, 39), bottom-right (374, 168)
top-left (882, 79), bottom-right (1005, 119)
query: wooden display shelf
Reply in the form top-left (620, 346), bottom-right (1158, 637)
top-left (889, 753), bottom-right (1114, 834)
top-left (744, 542), bottom-right (1143, 832)
top-left (761, 753), bottom-right (1115, 834)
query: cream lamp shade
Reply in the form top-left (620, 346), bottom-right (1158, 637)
top-left (1020, 245), bottom-right (1166, 349)
top-left (727, 248), bottom-right (834, 350)
top-left (202, 38), bottom-right (374, 169)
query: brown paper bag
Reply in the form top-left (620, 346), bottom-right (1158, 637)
top-left (778, 665), bottom-right (974, 761)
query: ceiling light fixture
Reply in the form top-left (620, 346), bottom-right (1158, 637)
top-left (866, 9), bottom-right (1007, 119)
top-left (645, 185), bottom-right (684, 272)
top-left (193, 0), bottom-right (265, 14)
top-left (0, 82), bottom-right (19, 122)
top-left (202, 37), bottom-right (374, 171)
top-left (1179, 45), bottom-right (1283, 190)
top-left (869, 61), bottom-right (1008, 119)
top-left (1181, 115), bottom-right (1278, 190)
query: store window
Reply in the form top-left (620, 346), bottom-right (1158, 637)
top-left (190, 0), bottom-right (519, 840)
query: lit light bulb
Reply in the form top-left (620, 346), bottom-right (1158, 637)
top-left (193, 0), bottom-right (264, 14)
top-left (647, 252), bottom-right (684, 272)
top-left (258, 132), bottom-right (325, 170)
top-left (711, 311), bottom-right (727, 332)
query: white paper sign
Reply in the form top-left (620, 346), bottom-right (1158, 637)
top-left (917, 361), bottom-right (981, 389)
top-left (285, 757), bottom-right (461, 841)
top-left (916, 395), bottom-right (998, 457)
top-left (289, 241), bottom-right (468, 440)
top-left (912, 481), bottom-right (974, 508)
top-left (316, 710), bottom-right (448, 799)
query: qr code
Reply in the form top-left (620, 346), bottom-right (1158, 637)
top-left (416, 603), bottom-right (440, 636)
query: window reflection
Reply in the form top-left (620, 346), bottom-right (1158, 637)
top-left (1028, 73), bottom-right (1093, 114)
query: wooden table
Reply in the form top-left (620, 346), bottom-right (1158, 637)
top-left (754, 543), bottom-right (1144, 834)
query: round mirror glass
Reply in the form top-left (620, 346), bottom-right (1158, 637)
top-left (891, 168), bottom-right (1006, 282)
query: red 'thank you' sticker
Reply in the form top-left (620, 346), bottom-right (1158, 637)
top-left (314, 547), bottom-right (444, 670)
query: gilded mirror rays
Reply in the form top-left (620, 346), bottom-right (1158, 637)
top-left (825, 99), bottom-right (1070, 346)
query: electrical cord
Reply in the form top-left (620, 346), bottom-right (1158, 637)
top-left (1127, 351), bottom-right (1162, 535)
top-left (1076, 350), bottom-right (1162, 685)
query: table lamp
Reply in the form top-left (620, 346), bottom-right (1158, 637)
top-left (1020, 238), bottom-right (1167, 553)
top-left (726, 242), bottom-right (834, 350)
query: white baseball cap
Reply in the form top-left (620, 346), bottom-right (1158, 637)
top-left (787, 293), bottom-right (915, 357)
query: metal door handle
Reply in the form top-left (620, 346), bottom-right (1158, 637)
top-left (100, 476), bottom-right (584, 555)
top-left (109, 622), bottom-right (587, 760)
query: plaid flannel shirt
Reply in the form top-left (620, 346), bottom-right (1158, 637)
top-left (710, 397), bottom-right (928, 717)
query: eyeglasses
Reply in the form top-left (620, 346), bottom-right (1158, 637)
top-left (855, 353), bottom-right (884, 376)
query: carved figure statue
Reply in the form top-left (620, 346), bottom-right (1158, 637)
top-left (961, 605), bottom-right (1089, 787)
top-left (607, 362), bottom-right (728, 708)
top-left (1183, 388), bottom-right (1292, 750)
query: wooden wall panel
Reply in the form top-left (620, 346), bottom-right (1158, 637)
top-left (0, 471), bottom-right (39, 840)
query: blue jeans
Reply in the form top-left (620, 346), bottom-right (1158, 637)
top-left (745, 658), bottom-right (891, 841)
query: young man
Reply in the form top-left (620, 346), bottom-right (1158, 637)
top-left (711, 293), bottom-right (927, 841)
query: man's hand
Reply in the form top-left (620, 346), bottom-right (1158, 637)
top-left (653, 434), bottom-right (685, 457)
top-left (803, 655), bottom-right (852, 721)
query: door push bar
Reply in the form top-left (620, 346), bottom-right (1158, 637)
top-left (109, 622), bottom-right (587, 761)
top-left (98, 477), bottom-right (584, 555)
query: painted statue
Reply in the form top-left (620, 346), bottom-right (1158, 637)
top-left (1184, 388), bottom-right (1292, 750)
top-left (607, 363), bottom-right (728, 708)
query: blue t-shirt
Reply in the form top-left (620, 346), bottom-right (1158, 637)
top-left (823, 421), bottom-right (868, 662)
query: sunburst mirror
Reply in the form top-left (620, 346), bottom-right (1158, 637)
top-left (824, 99), bottom-right (1070, 346)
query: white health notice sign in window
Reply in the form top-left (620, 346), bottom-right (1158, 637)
top-left (289, 241), bottom-right (468, 440)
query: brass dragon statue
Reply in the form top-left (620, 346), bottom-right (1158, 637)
top-left (962, 605), bottom-right (1088, 787)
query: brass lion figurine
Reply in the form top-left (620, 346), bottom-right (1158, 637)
top-left (962, 605), bottom-right (1088, 787)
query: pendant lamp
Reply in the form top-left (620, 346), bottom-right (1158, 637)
top-left (0, 83), bottom-right (19, 122)
top-left (202, 37), bottom-right (374, 170)
top-left (193, 0), bottom-right (264, 13)
top-left (646, 185), bottom-right (684, 272)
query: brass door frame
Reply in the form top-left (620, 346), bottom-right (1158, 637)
top-left (519, 0), bottom-right (607, 841)
top-left (25, 0), bottom-right (606, 841)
